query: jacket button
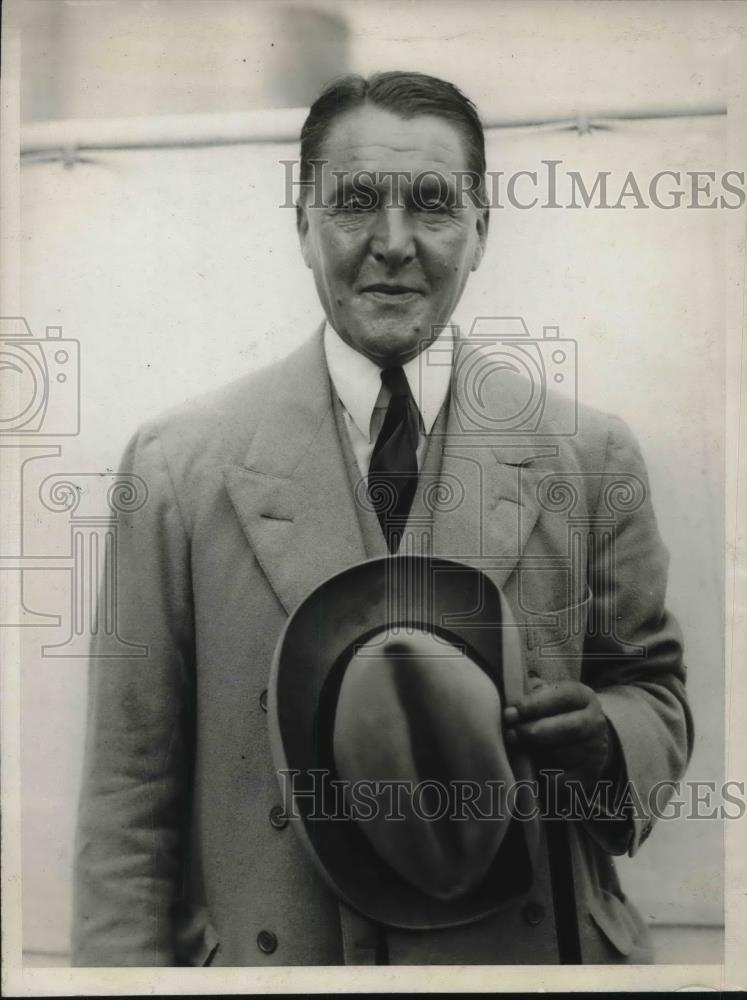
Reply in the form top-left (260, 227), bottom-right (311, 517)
top-left (523, 901), bottom-right (545, 926)
top-left (269, 805), bottom-right (288, 830)
top-left (259, 689), bottom-right (268, 713)
top-left (257, 929), bottom-right (277, 954)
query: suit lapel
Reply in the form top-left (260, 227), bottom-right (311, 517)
top-left (432, 340), bottom-right (554, 593)
top-left (224, 327), bottom-right (366, 614)
top-left (225, 332), bottom-right (554, 613)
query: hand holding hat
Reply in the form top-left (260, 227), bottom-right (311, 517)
top-left (503, 679), bottom-right (617, 792)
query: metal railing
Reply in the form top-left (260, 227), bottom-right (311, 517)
top-left (19, 102), bottom-right (727, 164)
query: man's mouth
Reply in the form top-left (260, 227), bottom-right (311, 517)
top-left (359, 283), bottom-right (425, 298)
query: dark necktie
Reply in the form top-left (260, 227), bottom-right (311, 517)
top-left (367, 366), bottom-right (420, 553)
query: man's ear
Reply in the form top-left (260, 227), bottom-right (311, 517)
top-left (471, 208), bottom-right (489, 272)
top-left (296, 201), bottom-right (313, 269)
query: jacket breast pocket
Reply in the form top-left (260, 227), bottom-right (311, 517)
top-left (524, 587), bottom-right (592, 678)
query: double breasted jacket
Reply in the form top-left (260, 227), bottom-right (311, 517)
top-left (72, 328), bottom-right (693, 966)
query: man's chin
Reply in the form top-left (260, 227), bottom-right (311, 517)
top-left (363, 332), bottom-right (432, 365)
top-left (347, 319), bottom-right (438, 366)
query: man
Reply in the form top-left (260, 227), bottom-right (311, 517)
top-left (72, 72), bottom-right (692, 966)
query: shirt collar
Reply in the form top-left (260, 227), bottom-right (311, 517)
top-left (323, 320), bottom-right (455, 443)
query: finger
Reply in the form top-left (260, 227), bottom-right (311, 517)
top-left (504, 682), bottom-right (591, 725)
top-left (507, 707), bottom-right (602, 748)
top-left (503, 676), bottom-right (546, 726)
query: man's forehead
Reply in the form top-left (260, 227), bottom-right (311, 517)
top-left (318, 105), bottom-right (470, 176)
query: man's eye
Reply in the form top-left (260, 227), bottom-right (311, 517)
top-left (337, 193), bottom-right (377, 212)
top-left (414, 195), bottom-right (453, 213)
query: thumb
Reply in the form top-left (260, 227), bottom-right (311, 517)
top-left (527, 675), bottom-right (546, 693)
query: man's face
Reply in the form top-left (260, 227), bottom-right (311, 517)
top-left (297, 105), bottom-right (488, 366)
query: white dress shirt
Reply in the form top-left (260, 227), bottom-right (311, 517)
top-left (323, 321), bottom-right (455, 477)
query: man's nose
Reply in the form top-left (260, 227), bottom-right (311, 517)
top-left (370, 207), bottom-right (416, 269)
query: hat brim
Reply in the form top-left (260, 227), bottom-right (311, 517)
top-left (267, 555), bottom-right (538, 930)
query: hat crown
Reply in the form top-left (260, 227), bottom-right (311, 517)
top-left (333, 629), bottom-right (514, 900)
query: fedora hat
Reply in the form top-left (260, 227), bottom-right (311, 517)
top-left (267, 555), bottom-right (538, 930)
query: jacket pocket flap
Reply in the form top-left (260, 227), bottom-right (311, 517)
top-left (526, 587), bottom-right (592, 652)
top-left (174, 901), bottom-right (220, 967)
top-left (587, 890), bottom-right (639, 956)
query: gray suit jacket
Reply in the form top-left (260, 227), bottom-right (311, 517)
top-left (72, 328), bottom-right (693, 966)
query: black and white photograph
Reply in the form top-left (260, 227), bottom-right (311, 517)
top-left (1, 0), bottom-right (746, 993)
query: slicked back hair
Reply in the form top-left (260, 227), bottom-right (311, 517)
top-left (298, 71), bottom-right (487, 206)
